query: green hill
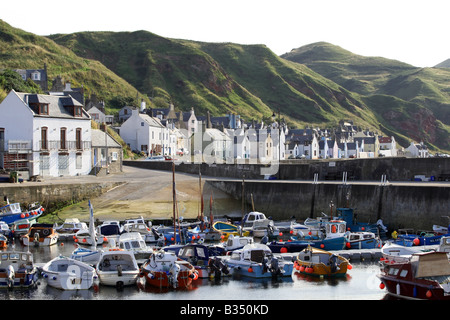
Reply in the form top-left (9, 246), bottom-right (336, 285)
top-left (0, 20), bottom-right (149, 112)
top-left (1, 20), bottom-right (448, 153)
top-left (281, 42), bottom-right (450, 152)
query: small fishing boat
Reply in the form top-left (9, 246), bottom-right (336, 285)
top-left (177, 243), bottom-right (227, 278)
top-left (0, 221), bottom-right (10, 235)
top-left (378, 251), bottom-right (450, 300)
top-left (294, 245), bottom-right (351, 278)
top-left (117, 232), bottom-right (153, 261)
top-left (0, 251), bottom-right (39, 289)
top-left (140, 249), bottom-right (198, 289)
top-left (122, 221), bottom-right (163, 244)
top-left (336, 207), bottom-right (388, 239)
top-left (54, 218), bottom-right (88, 240)
top-left (395, 228), bottom-right (449, 247)
top-left (381, 241), bottom-right (438, 264)
top-left (96, 250), bottom-right (140, 289)
top-left (0, 198), bottom-right (45, 225)
top-left (42, 256), bottom-right (97, 290)
top-left (222, 234), bottom-right (254, 252)
top-left (21, 223), bottom-right (58, 246)
top-left (241, 211), bottom-right (276, 237)
top-left (225, 243), bottom-right (294, 278)
top-left (345, 231), bottom-right (382, 249)
top-left (267, 240), bottom-right (310, 253)
top-left (212, 221), bottom-right (250, 241)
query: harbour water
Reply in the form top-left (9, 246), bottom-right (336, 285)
top-left (0, 238), bottom-right (386, 301)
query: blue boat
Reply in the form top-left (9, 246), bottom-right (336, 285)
top-left (268, 220), bottom-right (348, 252)
top-left (345, 231), bottom-right (382, 249)
top-left (395, 229), bottom-right (450, 246)
top-left (0, 200), bottom-right (45, 225)
top-left (336, 207), bottom-right (388, 239)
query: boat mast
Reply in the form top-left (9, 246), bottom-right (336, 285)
top-left (172, 161), bottom-right (177, 243)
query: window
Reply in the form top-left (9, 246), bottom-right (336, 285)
top-left (32, 72), bottom-right (41, 81)
top-left (74, 107), bottom-right (82, 117)
top-left (60, 128), bottom-right (67, 150)
top-left (41, 127), bottom-right (48, 150)
top-left (76, 128), bottom-right (82, 150)
top-left (40, 104), bottom-right (49, 115)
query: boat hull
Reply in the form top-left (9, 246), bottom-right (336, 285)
top-left (0, 271), bottom-right (39, 289)
top-left (227, 261), bottom-right (294, 278)
top-left (141, 269), bottom-right (194, 288)
top-left (97, 271), bottom-right (139, 287)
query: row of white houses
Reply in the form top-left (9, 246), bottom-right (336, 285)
top-left (0, 89), bottom-right (431, 179)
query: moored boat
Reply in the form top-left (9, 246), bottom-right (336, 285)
top-left (0, 251), bottom-right (39, 289)
top-left (21, 223), bottom-right (58, 246)
top-left (0, 199), bottom-right (45, 225)
top-left (177, 243), bottom-right (227, 278)
top-left (212, 221), bottom-right (249, 241)
top-left (140, 249), bottom-right (198, 289)
top-left (95, 250), bottom-right (140, 289)
top-left (294, 245), bottom-right (351, 278)
top-left (378, 251), bottom-right (450, 300)
top-left (42, 255), bottom-right (97, 290)
top-left (345, 231), bottom-right (382, 249)
top-left (225, 243), bottom-right (294, 278)
top-left (380, 241), bottom-right (438, 264)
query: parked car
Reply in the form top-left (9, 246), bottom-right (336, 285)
top-left (144, 156), bottom-right (165, 161)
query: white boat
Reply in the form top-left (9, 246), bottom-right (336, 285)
top-left (117, 232), bottom-right (153, 260)
top-left (224, 243), bottom-right (294, 278)
top-left (222, 234), bottom-right (254, 252)
top-left (54, 218), bottom-right (88, 240)
top-left (122, 222), bottom-right (162, 244)
top-left (439, 236), bottom-right (450, 256)
top-left (0, 251), bottom-right (39, 289)
top-left (381, 241), bottom-right (438, 264)
top-left (21, 223), bottom-right (58, 246)
top-left (42, 256), bottom-right (97, 290)
top-left (242, 211), bottom-right (277, 237)
top-left (95, 250), bottom-right (139, 288)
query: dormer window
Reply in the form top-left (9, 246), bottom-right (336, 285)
top-left (74, 106), bottom-right (82, 117)
top-left (29, 102), bottom-right (49, 115)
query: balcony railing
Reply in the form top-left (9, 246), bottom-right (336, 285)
top-left (38, 140), bottom-right (91, 151)
top-left (3, 140), bottom-right (33, 153)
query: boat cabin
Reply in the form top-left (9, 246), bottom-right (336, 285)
top-left (325, 220), bottom-right (346, 238)
top-left (0, 252), bottom-right (34, 272)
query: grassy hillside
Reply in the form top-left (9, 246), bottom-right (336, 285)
top-left (282, 42), bottom-right (450, 152)
top-left (0, 20), bottom-right (149, 113)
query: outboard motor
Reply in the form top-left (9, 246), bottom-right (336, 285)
top-left (268, 257), bottom-right (283, 277)
top-left (169, 263), bottom-right (181, 289)
top-left (6, 265), bottom-right (15, 289)
top-left (117, 264), bottom-right (123, 277)
top-left (33, 232), bottom-right (40, 246)
top-left (208, 257), bottom-right (229, 279)
top-left (329, 254), bottom-right (340, 273)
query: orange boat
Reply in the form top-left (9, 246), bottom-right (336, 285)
top-left (139, 250), bottom-right (198, 289)
top-left (294, 245), bottom-right (351, 278)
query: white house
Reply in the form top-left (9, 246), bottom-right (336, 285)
top-left (405, 141), bottom-right (429, 158)
top-left (119, 108), bottom-right (170, 156)
top-left (0, 90), bottom-right (92, 177)
top-left (378, 136), bottom-right (397, 157)
top-left (201, 128), bottom-right (233, 163)
top-left (87, 105), bottom-right (114, 124)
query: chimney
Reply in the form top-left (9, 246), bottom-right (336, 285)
top-left (140, 99), bottom-right (146, 113)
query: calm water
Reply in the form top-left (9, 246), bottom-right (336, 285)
top-left (0, 238), bottom-right (387, 301)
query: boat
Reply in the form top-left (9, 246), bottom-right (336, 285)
top-left (176, 243), bottom-right (227, 278)
top-left (54, 218), bottom-right (88, 240)
top-left (241, 211), bottom-right (276, 238)
top-left (212, 221), bottom-right (250, 241)
top-left (294, 245), bottom-right (351, 278)
top-left (0, 251), bottom-right (39, 289)
top-left (0, 198), bottom-right (45, 225)
top-left (336, 207), bottom-right (388, 239)
top-left (378, 251), bottom-right (450, 300)
top-left (345, 231), bottom-right (382, 249)
top-left (0, 221), bottom-right (10, 235)
top-left (222, 234), bottom-right (254, 252)
top-left (122, 221), bottom-right (163, 244)
top-left (380, 241), bottom-right (438, 264)
top-left (439, 236), bottom-right (450, 255)
top-left (95, 250), bottom-right (140, 288)
top-left (140, 249), bottom-right (198, 289)
top-left (10, 218), bottom-right (34, 238)
top-left (97, 220), bottom-right (122, 243)
top-left (117, 232), bottom-right (153, 261)
top-left (394, 228), bottom-right (449, 246)
top-left (21, 223), bottom-right (58, 246)
top-left (224, 243), bottom-right (294, 278)
top-left (41, 255), bottom-right (97, 290)
top-left (268, 219), bottom-right (348, 252)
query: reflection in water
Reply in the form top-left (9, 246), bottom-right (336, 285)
top-left (0, 239), bottom-right (384, 300)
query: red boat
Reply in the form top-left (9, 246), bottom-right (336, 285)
top-left (139, 250), bottom-right (198, 289)
top-left (378, 251), bottom-right (450, 300)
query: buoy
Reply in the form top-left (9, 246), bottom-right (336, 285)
top-left (82, 238), bottom-right (87, 243)
top-left (280, 247), bottom-right (288, 253)
top-left (426, 290), bottom-right (432, 298)
top-left (379, 283), bottom-right (385, 289)
top-left (299, 266), bottom-right (305, 272)
top-left (279, 232), bottom-right (283, 237)
top-left (361, 227), bottom-right (365, 231)
top-left (413, 238), bottom-right (420, 246)
top-left (320, 244), bottom-right (325, 249)
top-left (248, 267), bottom-right (253, 273)
top-left (347, 264), bottom-right (353, 270)
top-left (346, 242), bottom-right (351, 249)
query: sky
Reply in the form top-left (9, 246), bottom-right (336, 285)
top-left (2, 0), bottom-right (449, 67)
